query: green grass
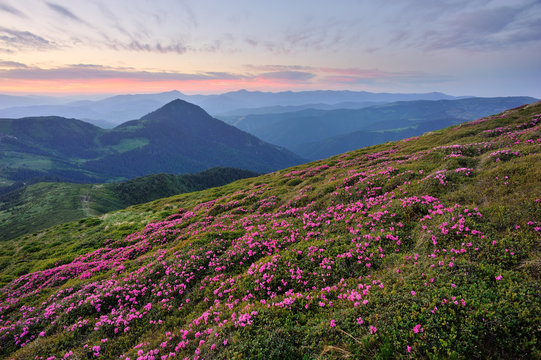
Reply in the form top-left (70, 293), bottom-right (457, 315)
top-left (108, 137), bottom-right (149, 153)
top-left (374, 125), bottom-right (418, 133)
top-left (0, 167), bottom-right (257, 241)
top-left (0, 102), bottom-right (539, 359)
top-left (0, 152), bottom-right (55, 169)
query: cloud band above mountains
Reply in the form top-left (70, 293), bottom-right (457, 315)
top-left (0, 0), bottom-right (539, 96)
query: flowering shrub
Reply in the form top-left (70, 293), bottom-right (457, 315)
top-left (488, 149), bottom-right (522, 162)
top-left (1, 106), bottom-right (540, 359)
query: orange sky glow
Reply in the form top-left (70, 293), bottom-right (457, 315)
top-left (0, 0), bottom-right (539, 97)
top-left (0, 78), bottom-right (313, 95)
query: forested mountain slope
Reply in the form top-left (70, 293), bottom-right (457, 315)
top-left (227, 97), bottom-right (537, 159)
top-left (0, 99), bottom-right (303, 187)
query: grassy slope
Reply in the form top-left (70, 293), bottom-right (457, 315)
top-left (0, 103), bottom-right (540, 359)
top-left (0, 167), bottom-right (258, 241)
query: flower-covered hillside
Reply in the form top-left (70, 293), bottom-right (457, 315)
top-left (1, 102), bottom-right (540, 359)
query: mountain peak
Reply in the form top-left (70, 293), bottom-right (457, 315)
top-left (159, 90), bottom-right (184, 96)
top-left (157, 98), bottom-right (203, 111)
top-left (140, 98), bottom-right (209, 122)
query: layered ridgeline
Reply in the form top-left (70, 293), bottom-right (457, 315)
top-left (1, 103), bottom-right (540, 359)
top-left (0, 167), bottom-right (258, 241)
top-left (0, 99), bottom-right (303, 187)
top-left (220, 96), bottom-right (538, 160)
top-left (0, 89), bottom-right (461, 127)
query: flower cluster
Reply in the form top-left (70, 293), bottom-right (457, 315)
top-left (1, 111), bottom-right (540, 359)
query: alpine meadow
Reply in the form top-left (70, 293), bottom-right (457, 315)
top-left (1, 102), bottom-right (539, 359)
top-left (1, 1), bottom-right (540, 359)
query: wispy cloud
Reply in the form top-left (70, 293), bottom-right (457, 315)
top-left (0, 1), bottom-right (537, 96)
top-left (0, 27), bottom-right (55, 52)
top-left (0, 3), bottom-right (26, 18)
top-left (317, 66), bottom-right (453, 86)
top-left (0, 2), bottom-right (192, 55)
top-left (245, 65), bottom-right (313, 72)
top-left (177, 1), bottom-right (198, 28)
top-left (246, 65), bottom-right (447, 84)
top-left (0, 60), bottom-right (453, 95)
top-left (258, 71), bottom-right (315, 81)
top-left (0, 60), bottom-right (27, 68)
top-left (245, 19), bottom-right (350, 55)
top-left (122, 40), bottom-right (188, 54)
top-left (92, 25), bottom-right (189, 55)
top-left (0, 64), bottom-right (244, 81)
top-left (318, 68), bottom-right (392, 79)
top-left (423, 4), bottom-right (539, 50)
top-left (46, 2), bottom-right (84, 23)
top-left (0, 63), bottom-right (319, 86)
top-left (380, 1), bottom-right (541, 52)
top-left (0, 63), bottom-right (324, 94)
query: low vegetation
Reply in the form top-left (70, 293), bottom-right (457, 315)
top-left (0, 103), bottom-right (539, 359)
top-left (0, 167), bottom-right (258, 241)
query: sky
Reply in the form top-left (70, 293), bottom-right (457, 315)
top-left (0, 0), bottom-right (540, 97)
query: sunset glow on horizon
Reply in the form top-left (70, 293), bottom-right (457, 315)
top-left (0, 76), bottom-right (322, 96)
top-left (0, 0), bottom-right (540, 97)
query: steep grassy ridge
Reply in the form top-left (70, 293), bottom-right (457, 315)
top-left (0, 103), bottom-right (539, 359)
top-left (0, 167), bottom-right (258, 241)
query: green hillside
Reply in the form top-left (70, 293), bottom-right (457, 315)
top-left (0, 167), bottom-right (257, 241)
top-left (0, 99), bottom-right (303, 188)
top-left (0, 102), bottom-right (539, 359)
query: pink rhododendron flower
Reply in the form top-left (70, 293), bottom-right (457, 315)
top-left (413, 324), bottom-right (424, 334)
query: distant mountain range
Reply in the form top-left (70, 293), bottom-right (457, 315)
top-left (0, 92), bottom-right (185, 128)
top-left (216, 101), bottom-right (386, 119)
top-left (0, 99), bottom-right (303, 186)
top-left (224, 96), bottom-right (538, 159)
top-left (189, 89), bottom-right (462, 115)
top-left (0, 90), bottom-right (462, 127)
